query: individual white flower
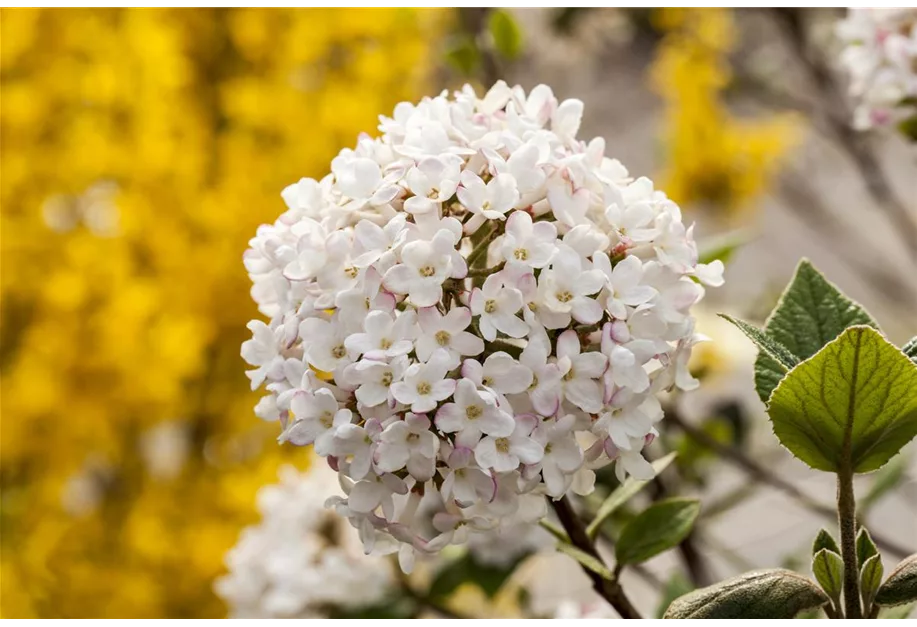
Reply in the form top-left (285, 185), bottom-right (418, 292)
top-left (382, 229), bottom-right (462, 306)
top-left (461, 351), bottom-right (533, 396)
top-left (435, 378), bottom-right (514, 446)
top-left (403, 155), bottom-right (463, 215)
top-left (532, 414), bottom-right (584, 497)
top-left (344, 310), bottom-right (416, 360)
top-left (416, 306), bottom-right (484, 364)
top-left (241, 319), bottom-right (290, 389)
top-left (475, 415), bottom-right (544, 472)
top-left (469, 273), bottom-right (528, 341)
top-left (519, 332), bottom-right (564, 416)
top-left (595, 388), bottom-right (662, 451)
top-left (299, 317), bottom-right (356, 374)
top-left (375, 413), bottom-right (439, 480)
top-left (342, 357), bottom-right (408, 407)
top-left (352, 214), bottom-right (407, 270)
top-left (457, 170), bottom-right (520, 230)
top-left (537, 247), bottom-right (605, 328)
top-left (390, 349), bottom-right (456, 413)
top-left (333, 419), bottom-right (381, 479)
top-left (594, 252), bottom-right (657, 319)
top-left (501, 210), bottom-right (557, 269)
top-left (440, 445), bottom-right (497, 506)
top-left (279, 389), bottom-right (352, 455)
top-left (555, 330), bottom-right (607, 414)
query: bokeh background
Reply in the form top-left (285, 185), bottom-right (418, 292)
top-left (1, 7), bottom-right (914, 618)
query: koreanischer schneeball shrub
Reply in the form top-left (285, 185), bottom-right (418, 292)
top-left (837, 8), bottom-right (917, 131)
top-left (241, 81), bottom-right (723, 572)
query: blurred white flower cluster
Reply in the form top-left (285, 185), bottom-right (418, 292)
top-left (837, 8), bottom-right (917, 131)
top-left (241, 81), bottom-right (722, 570)
top-left (214, 464), bottom-right (393, 618)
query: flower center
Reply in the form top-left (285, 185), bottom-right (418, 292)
top-left (563, 367), bottom-right (575, 382)
top-left (332, 345), bottom-right (347, 359)
top-left (419, 265), bottom-right (435, 277)
top-left (417, 381), bottom-right (432, 395)
top-left (514, 248), bottom-right (528, 260)
top-left (495, 437), bottom-right (510, 453)
top-left (344, 266), bottom-right (358, 279)
top-left (379, 338), bottom-right (392, 350)
top-left (435, 330), bottom-right (451, 346)
top-left (465, 404), bottom-right (482, 420)
top-left (482, 376), bottom-right (493, 387)
top-left (407, 432), bottom-right (420, 443)
top-left (381, 372), bottom-right (393, 386)
top-left (545, 443), bottom-right (553, 454)
top-left (320, 411), bottom-right (334, 428)
top-left (556, 290), bottom-right (573, 303)
top-left (482, 200), bottom-right (492, 211)
top-left (484, 299), bottom-right (497, 313)
top-left (529, 374), bottom-right (538, 389)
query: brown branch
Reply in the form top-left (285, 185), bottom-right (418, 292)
top-left (551, 496), bottom-right (643, 619)
top-left (666, 410), bottom-right (911, 559)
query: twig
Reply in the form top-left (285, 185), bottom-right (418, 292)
top-left (666, 410), bottom-right (911, 559)
top-left (770, 8), bottom-right (917, 261)
top-left (551, 496), bottom-right (643, 619)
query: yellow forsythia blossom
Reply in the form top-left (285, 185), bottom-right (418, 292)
top-left (0, 8), bottom-right (443, 617)
top-left (650, 8), bottom-right (797, 216)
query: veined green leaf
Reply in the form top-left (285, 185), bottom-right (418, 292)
top-left (615, 497), bottom-right (700, 566)
top-left (857, 528), bottom-right (879, 568)
top-left (812, 548), bottom-right (843, 606)
top-left (861, 553), bottom-right (884, 611)
top-left (754, 259), bottom-right (878, 403)
top-left (586, 452), bottom-right (676, 539)
top-left (719, 314), bottom-right (799, 370)
top-left (812, 528), bottom-right (840, 556)
top-left (767, 326), bottom-right (917, 473)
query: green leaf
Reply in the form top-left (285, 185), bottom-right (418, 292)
top-left (880, 602), bottom-right (915, 618)
top-left (857, 528), bottom-right (879, 568)
top-left (586, 452), bottom-right (676, 539)
top-left (428, 552), bottom-right (523, 600)
top-left (555, 542), bottom-right (613, 580)
top-left (812, 548), bottom-right (844, 605)
top-left (663, 569), bottom-right (828, 619)
top-left (767, 326), bottom-right (917, 473)
top-left (754, 259), bottom-right (878, 403)
top-left (876, 554), bottom-right (917, 607)
top-left (812, 528), bottom-right (841, 556)
top-left (615, 497), bottom-right (700, 566)
top-left (443, 35), bottom-right (480, 76)
top-left (487, 9), bottom-right (524, 60)
top-left (903, 337), bottom-right (917, 365)
top-left (860, 454), bottom-right (908, 514)
top-left (655, 572), bottom-right (694, 618)
top-left (719, 314), bottom-right (800, 370)
top-left (697, 231), bottom-right (747, 266)
top-left (861, 553), bottom-right (884, 610)
top-left (538, 519), bottom-right (569, 543)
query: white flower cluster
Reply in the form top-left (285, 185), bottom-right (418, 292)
top-left (214, 464), bottom-right (393, 618)
top-left (242, 81), bottom-right (722, 570)
top-left (837, 8), bottom-right (917, 131)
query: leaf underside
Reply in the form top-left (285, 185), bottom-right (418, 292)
top-left (663, 568), bottom-right (828, 619)
top-left (876, 554), bottom-right (917, 607)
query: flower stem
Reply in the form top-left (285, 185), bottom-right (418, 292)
top-left (550, 496), bottom-right (642, 619)
top-left (837, 467), bottom-right (862, 619)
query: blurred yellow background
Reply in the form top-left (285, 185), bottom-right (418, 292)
top-left (0, 8), bottom-right (442, 617)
